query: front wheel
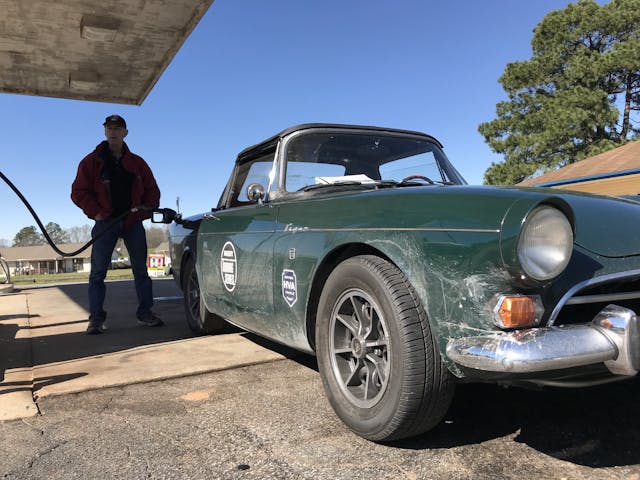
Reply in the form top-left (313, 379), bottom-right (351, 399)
top-left (316, 255), bottom-right (454, 441)
top-left (182, 257), bottom-right (226, 334)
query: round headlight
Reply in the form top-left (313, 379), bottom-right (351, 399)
top-left (517, 206), bottom-right (573, 281)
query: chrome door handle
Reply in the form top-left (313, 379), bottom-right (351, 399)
top-left (203, 212), bottom-right (220, 221)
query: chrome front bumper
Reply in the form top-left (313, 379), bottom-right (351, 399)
top-left (446, 304), bottom-right (640, 376)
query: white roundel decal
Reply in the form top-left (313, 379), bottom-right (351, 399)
top-left (220, 241), bottom-right (237, 292)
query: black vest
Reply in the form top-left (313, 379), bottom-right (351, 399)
top-left (100, 149), bottom-right (133, 217)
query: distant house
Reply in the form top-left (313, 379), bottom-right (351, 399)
top-left (518, 140), bottom-right (640, 196)
top-left (150, 241), bottom-right (171, 276)
top-left (0, 243), bottom-right (92, 276)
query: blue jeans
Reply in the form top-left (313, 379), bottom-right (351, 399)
top-left (89, 220), bottom-right (153, 321)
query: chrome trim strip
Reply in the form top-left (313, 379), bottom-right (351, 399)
top-left (200, 231), bottom-right (276, 235)
top-left (275, 227), bottom-right (499, 234)
top-left (566, 291), bottom-right (640, 305)
top-left (547, 269), bottom-right (640, 325)
top-left (201, 227), bottom-right (498, 235)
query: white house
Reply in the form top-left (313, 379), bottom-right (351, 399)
top-left (0, 244), bottom-right (92, 276)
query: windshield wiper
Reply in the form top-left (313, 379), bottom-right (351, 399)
top-left (299, 181), bottom-right (366, 192)
top-left (373, 180), bottom-right (401, 188)
top-left (300, 179), bottom-right (456, 192)
top-left (383, 179), bottom-right (455, 187)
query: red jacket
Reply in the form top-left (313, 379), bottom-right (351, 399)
top-left (71, 141), bottom-right (161, 231)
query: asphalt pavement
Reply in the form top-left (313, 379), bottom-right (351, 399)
top-left (2, 279), bottom-right (640, 479)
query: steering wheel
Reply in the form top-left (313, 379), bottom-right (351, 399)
top-left (399, 175), bottom-right (434, 184)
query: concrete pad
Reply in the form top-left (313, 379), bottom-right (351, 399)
top-left (0, 279), bottom-right (287, 421)
top-left (0, 292), bottom-right (38, 420)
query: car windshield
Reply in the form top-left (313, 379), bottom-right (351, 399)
top-left (283, 130), bottom-right (466, 192)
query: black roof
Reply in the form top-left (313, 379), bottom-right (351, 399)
top-left (236, 123), bottom-right (443, 163)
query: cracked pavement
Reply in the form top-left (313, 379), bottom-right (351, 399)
top-left (2, 359), bottom-right (640, 479)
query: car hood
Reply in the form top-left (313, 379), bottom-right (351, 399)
top-left (558, 192), bottom-right (640, 258)
top-left (180, 186), bottom-right (640, 258)
top-left (366, 184), bottom-right (640, 258)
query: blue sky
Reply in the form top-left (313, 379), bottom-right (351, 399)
top-left (0, 0), bottom-right (593, 244)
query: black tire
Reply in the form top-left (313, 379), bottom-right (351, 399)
top-left (182, 257), bottom-right (226, 334)
top-left (316, 255), bottom-right (455, 441)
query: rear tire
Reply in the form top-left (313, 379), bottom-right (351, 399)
top-left (316, 255), bottom-right (454, 441)
top-left (182, 257), bottom-right (226, 334)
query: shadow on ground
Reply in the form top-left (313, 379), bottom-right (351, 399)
top-left (391, 379), bottom-right (640, 468)
top-left (0, 279), bottom-right (191, 395)
top-left (244, 326), bottom-right (640, 468)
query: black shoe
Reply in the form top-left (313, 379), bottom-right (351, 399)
top-left (137, 313), bottom-right (164, 327)
top-left (86, 318), bottom-right (107, 335)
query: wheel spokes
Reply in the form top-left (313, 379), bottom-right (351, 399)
top-left (330, 289), bottom-right (390, 407)
top-left (350, 295), bottom-right (372, 337)
top-left (365, 351), bottom-right (387, 388)
top-left (344, 358), bottom-right (363, 387)
top-left (335, 312), bottom-right (358, 335)
top-left (187, 273), bottom-right (200, 317)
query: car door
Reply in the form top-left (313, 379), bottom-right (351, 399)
top-left (197, 204), bottom-right (277, 335)
top-left (197, 150), bottom-right (279, 336)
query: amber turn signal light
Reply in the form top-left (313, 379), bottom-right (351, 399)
top-left (493, 295), bottom-right (543, 329)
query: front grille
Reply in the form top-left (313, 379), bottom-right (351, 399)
top-left (548, 270), bottom-right (640, 326)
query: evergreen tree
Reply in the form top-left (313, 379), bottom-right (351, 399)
top-left (479, 0), bottom-right (640, 185)
top-left (13, 226), bottom-right (43, 246)
top-left (44, 222), bottom-right (69, 244)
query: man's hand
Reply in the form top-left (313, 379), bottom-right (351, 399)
top-left (131, 205), bottom-right (153, 212)
top-left (95, 213), bottom-right (106, 221)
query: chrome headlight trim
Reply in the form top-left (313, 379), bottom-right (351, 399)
top-left (517, 206), bottom-right (573, 281)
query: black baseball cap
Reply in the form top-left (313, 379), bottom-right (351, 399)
top-left (103, 114), bottom-right (126, 128)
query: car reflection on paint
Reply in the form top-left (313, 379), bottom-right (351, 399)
top-left (158, 123), bottom-right (640, 442)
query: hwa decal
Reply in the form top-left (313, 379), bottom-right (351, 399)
top-left (282, 269), bottom-right (297, 307)
top-left (221, 241), bottom-right (237, 292)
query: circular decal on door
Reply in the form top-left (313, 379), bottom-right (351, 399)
top-left (220, 241), bottom-right (237, 292)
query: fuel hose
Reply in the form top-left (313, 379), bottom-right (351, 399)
top-left (0, 170), bottom-right (155, 257)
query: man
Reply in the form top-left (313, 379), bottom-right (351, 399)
top-left (71, 114), bottom-right (162, 334)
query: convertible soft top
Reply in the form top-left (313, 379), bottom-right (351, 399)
top-left (236, 123), bottom-right (443, 164)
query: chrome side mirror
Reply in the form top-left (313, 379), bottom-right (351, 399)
top-left (247, 183), bottom-right (266, 203)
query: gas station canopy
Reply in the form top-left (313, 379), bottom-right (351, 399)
top-left (0, 0), bottom-right (214, 105)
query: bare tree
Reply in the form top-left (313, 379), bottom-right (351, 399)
top-left (66, 225), bottom-right (92, 243)
top-left (145, 226), bottom-right (168, 249)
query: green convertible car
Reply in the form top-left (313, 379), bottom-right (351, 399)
top-left (160, 123), bottom-right (640, 442)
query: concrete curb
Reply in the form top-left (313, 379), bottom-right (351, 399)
top-left (33, 334), bottom-right (285, 399)
top-left (0, 283), bottom-right (16, 295)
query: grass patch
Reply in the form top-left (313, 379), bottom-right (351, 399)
top-left (11, 269), bottom-right (135, 285)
